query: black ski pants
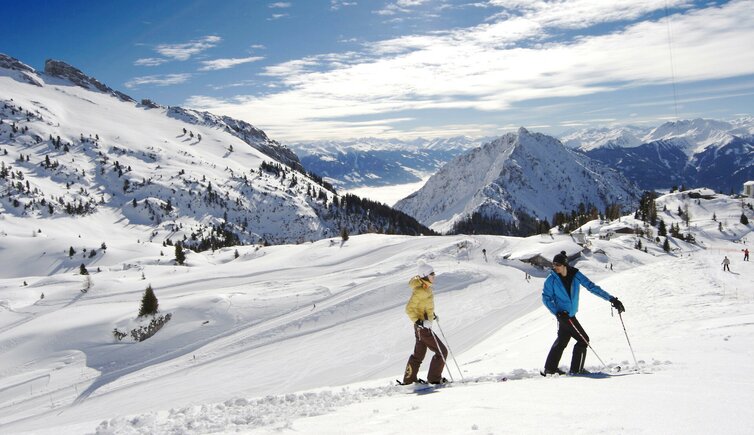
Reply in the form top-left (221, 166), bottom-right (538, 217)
top-left (403, 324), bottom-right (447, 384)
top-left (544, 316), bottom-right (590, 373)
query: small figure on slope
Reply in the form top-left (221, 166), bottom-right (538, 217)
top-left (541, 251), bottom-right (625, 375)
top-left (743, 249), bottom-right (749, 262)
top-left (401, 262), bottom-right (448, 385)
top-left (722, 256), bottom-right (731, 272)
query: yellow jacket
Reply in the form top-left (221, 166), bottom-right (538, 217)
top-left (405, 276), bottom-right (434, 323)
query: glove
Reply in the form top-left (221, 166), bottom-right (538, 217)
top-left (556, 311), bottom-right (570, 320)
top-left (432, 313), bottom-right (438, 320)
top-left (415, 319), bottom-right (433, 329)
top-left (610, 297), bottom-right (625, 313)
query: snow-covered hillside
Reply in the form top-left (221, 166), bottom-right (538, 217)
top-left (0, 189), bottom-right (752, 434)
top-left (0, 53), bottom-right (430, 265)
top-left (394, 128), bottom-right (641, 233)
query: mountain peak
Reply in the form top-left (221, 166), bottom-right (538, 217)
top-left (44, 59), bottom-right (134, 102)
top-left (0, 53), bottom-right (42, 86)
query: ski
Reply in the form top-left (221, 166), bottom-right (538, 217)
top-left (396, 379), bottom-right (449, 393)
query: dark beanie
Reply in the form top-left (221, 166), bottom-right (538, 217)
top-left (552, 251), bottom-right (568, 265)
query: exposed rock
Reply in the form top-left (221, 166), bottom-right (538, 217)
top-left (0, 53), bottom-right (42, 86)
top-left (44, 59), bottom-right (134, 102)
top-left (140, 98), bottom-right (161, 109)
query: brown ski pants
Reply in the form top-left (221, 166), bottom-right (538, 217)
top-left (403, 324), bottom-right (447, 384)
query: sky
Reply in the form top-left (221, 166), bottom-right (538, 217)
top-left (2, 0), bottom-right (754, 142)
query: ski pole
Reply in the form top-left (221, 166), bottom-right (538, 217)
top-left (436, 318), bottom-right (466, 382)
top-left (568, 318), bottom-right (608, 371)
top-left (429, 326), bottom-right (454, 383)
top-left (618, 312), bottom-right (640, 372)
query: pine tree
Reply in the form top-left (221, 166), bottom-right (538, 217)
top-left (175, 242), bottom-right (186, 265)
top-left (340, 227), bottom-right (349, 242)
top-left (138, 285), bottom-right (159, 317)
top-left (658, 220), bottom-right (667, 237)
top-left (663, 237), bottom-right (671, 252)
top-left (79, 264), bottom-right (89, 275)
top-left (742, 213), bottom-right (749, 225)
top-left (68, 246), bottom-right (76, 257)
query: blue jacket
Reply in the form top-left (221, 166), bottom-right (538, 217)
top-left (542, 267), bottom-right (612, 317)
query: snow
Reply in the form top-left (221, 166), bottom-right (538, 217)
top-left (1, 190), bottom-right (753, 434)
top-left (345, 176), bottom-right (430, 206)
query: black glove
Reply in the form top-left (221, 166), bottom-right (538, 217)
top-left (433, 313), bottom-right (438, 320)
top-left (610, 297), bottom-right (625, 313)
top-left (556, 311), bottom-right (570, 320)
top-left (415, 319), bottom-right (424, 327)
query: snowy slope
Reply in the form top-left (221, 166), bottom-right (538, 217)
top-left (394, 128), bottom-right (641, 233)
top-left (0, 54), bottom-right (429, 267)
top-left (3, 181), bottom-right (751, 433)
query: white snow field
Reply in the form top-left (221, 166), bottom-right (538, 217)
top-left (1, 190), bottom-right (753, 434)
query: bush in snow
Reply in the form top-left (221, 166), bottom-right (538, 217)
top-left (741, 213), bottom-right (749, 225)
top-left (112, 313), bottom-right (172, 342)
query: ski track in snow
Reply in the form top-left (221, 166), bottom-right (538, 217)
top-left (93, 364), bottom-right (670, 435)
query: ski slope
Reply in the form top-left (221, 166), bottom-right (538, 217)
top-left (0, 190), bottom-right (753, 434)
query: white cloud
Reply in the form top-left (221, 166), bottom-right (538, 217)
top-left (487, 0), bottom-right (693, 29)
top-left (199, 56), bottom-right (265, 71)
top-left (268, 2), bottom-right (291, 7)
top-left (196, 0), bottom-right (754, 140)
top-left (125, 73), bottom-right (192, 89)
top-left (155, 35), bottom-right (222, 61)
top-left (331, 0), bottom-right (357, 10)
top-left (134, 57), bottom-right (168, 67)
top-left (268, 13), bottom-right (290, 20)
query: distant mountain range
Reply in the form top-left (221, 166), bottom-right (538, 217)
top-left (564, 118), bottom-right (754, 191)
top-left (294, 117), bottom-right (754, 194)
top-left (0, 53), bottom-right (431, 248)
top-left (287, 136), bottom-right (490, 189)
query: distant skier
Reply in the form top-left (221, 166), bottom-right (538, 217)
top-left (743, 249), bottom-right (749, 261)
top-left (482, 248), bottom-right (488, 262)
top-left (541, 251), bottom-right (625, 375)
top-left (401, 262), bottom-right (448, 385)
top-left (722, 256), bottom-right (731, 271)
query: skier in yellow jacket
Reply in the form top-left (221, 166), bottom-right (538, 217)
top-left (401, 262), bottom-right (448, 385)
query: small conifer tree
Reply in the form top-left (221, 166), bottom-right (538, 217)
top-left (138, 285), bottom-right (159, 317)
top-left (741, 213), bottom-right (749, 225)
top-left (341, 227), bottom-right (349, 242)
top-left (175, 242), bottom-right (186, 265)
top-left (79, 264), bottom-right (89, 275)
top-left (663, 237), bottom-right (671, 252)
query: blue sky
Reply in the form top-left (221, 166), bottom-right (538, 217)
top-left (2, 0), bottom-right (753, 141)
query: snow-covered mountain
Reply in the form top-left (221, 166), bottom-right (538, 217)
top-left (394, 128), bottom-right (641, 233)
top-left (560, 125), bottom-right (649, 151)
top-left (288, 136), bottom-right (489, 189)
top-left (0, 53), bottom-right (430, 262)
top-left (563, 118), bottom-right (754, 192)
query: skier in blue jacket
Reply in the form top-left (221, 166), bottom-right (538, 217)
top-left (541, 251), bottom-right (625, 375)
